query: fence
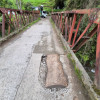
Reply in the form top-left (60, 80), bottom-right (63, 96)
top-left (51, 8), bottom-right (100, 89)
top-left (0, 7), bottom-right (40, 37)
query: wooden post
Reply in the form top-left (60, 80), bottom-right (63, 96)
top-left (2, 13), bottom-right (5, 37)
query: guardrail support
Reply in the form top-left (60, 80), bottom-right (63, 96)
top-left (51, 8), bottom-right (100, 89)
top-left (95, 24), bottom-right (100, 89)
top-left (2, 14), bottom-right (5, 37)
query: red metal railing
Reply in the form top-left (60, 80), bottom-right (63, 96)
top-left (51, 8), bottom-right (100, 89)
top-left (0, 8), bottom-right (40, 37)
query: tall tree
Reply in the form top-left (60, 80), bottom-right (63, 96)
top-left (55, 0), bottom-right (65, 9)
top-left (16, 0), bottom-right (22, 10)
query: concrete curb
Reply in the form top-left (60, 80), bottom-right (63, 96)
top-left (0, 27), bottom-right (23, 44)
top-left (51, 20), bottom-right (100, 100)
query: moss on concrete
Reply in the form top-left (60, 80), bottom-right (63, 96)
top-left (67, 53), bottom-right (100, 97)
top-left (23, 18), bottom-right (40, 31)
top-left (92, 85), bottom-right (100, 96)
top-left (75, 66), bottom-right (82, 81)
top-left (67, 53), bottom-right (72, 59)
top-left (67, 53), bottom-right (83, 81)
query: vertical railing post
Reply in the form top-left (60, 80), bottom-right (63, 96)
top-left (2, 13), bottom-right (5, 37)
top-left (8, 11), bottom-right (12, 34)
top-left (68, 14), bottom-right (77, 44)
top-left (72, 15), bottom-right (83, 47)
top-left (31, 13), bottom-right (33, 22)
top-left (32, 12), bottom-right (34, 21)
top-left (65, 16), bottom-right (68, 40)
top-left (15, 12), bottom-right (19, 28)
top-left (95, 24), bottom-right (100, 89)
top-left (60, 13), bottom-right (62, 31)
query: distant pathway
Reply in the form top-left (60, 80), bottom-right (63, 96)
top-left (0, 18), bottom-right (90, 100)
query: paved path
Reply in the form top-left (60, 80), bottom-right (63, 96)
top-left (0, 18), bottom-right (90, 100)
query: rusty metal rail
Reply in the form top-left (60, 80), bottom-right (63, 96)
top-left (51, 8), bottom-right (100, 89)
top-left (0, 7), bottom-right (40, 37)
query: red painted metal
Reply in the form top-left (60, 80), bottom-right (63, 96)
top-left (72, 23), bottom-right (92, 49)
top-left (2, 14), bottom-right (5, 37)
top-left (51, 8), bottom-right (100, 89)
top-left (65, 17), bottom-right (68, 40)
top-left (72, 15), bottom-right (83, 46)
top-left (61, 15), bottom-right (66, 34)
top-left (8, 11), bottom-right (12, 34)
top-left (60, 14), bottom-right (63, 31)
top-left (68, 14), bottom-right (77, 44)
top-left (0, 7), bottom-right (40, 38)
top-left (95, 24), bottom-right (100, 89)
top-left (15, 12), bottom-right (19, 28)
top-left (75, 26), bottom-right (97, 52)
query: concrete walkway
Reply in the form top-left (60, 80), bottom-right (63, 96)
top-left (0, 18), bottom-right (90, 100)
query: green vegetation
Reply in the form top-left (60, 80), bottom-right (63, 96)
top-left (0, 0), bottom-right (54, 12)
top-left (92, 85), bottom-right (100, 96)
top-left (23, 18), bottom-right (40, 31)
top-left (75, 67), bottom-right (82, 81)
top-left (10, 0), bottom-right (54, 12)
top-left (1, 0), bottom-right (100, 12)
top-left (67, 53), bottom-right (82, 81)
top-left (67, 53), bottom-right (72, 59)
top-left (63, 0), bottom-right (100, 78)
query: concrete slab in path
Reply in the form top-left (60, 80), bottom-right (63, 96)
top-left (0, 18), bottom-right (90, 100)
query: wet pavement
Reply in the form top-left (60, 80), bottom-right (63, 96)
top-left (0, 18), bottom-right (91, 100)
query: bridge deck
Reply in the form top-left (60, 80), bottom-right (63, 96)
top-left (0, 18), bottom-right (90, 100)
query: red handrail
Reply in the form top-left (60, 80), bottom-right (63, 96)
top-left (51, 8), bottom-right (100, 89)
top-left (0, 7), bottom-right (40, 37)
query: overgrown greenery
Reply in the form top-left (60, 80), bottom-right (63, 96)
top-left (0, 0), bottom-right (13, 8)
top-left (0, 0), bottom-right (54, 12)
top-left (92, 85), bottom-right (100, 96)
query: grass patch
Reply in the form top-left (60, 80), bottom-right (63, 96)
top-left (75, 66), bottom-right (82, 81)
top-left (50, 18), bottom-right (55, 28)
top-left (67, 53), bottom-right (72, 59)
top-left (23, 18), bottom-right (40, 31)
top-left (63, 46), bottom-right (66, 51)
top-left (67, 53), bottom-right (82, 81)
